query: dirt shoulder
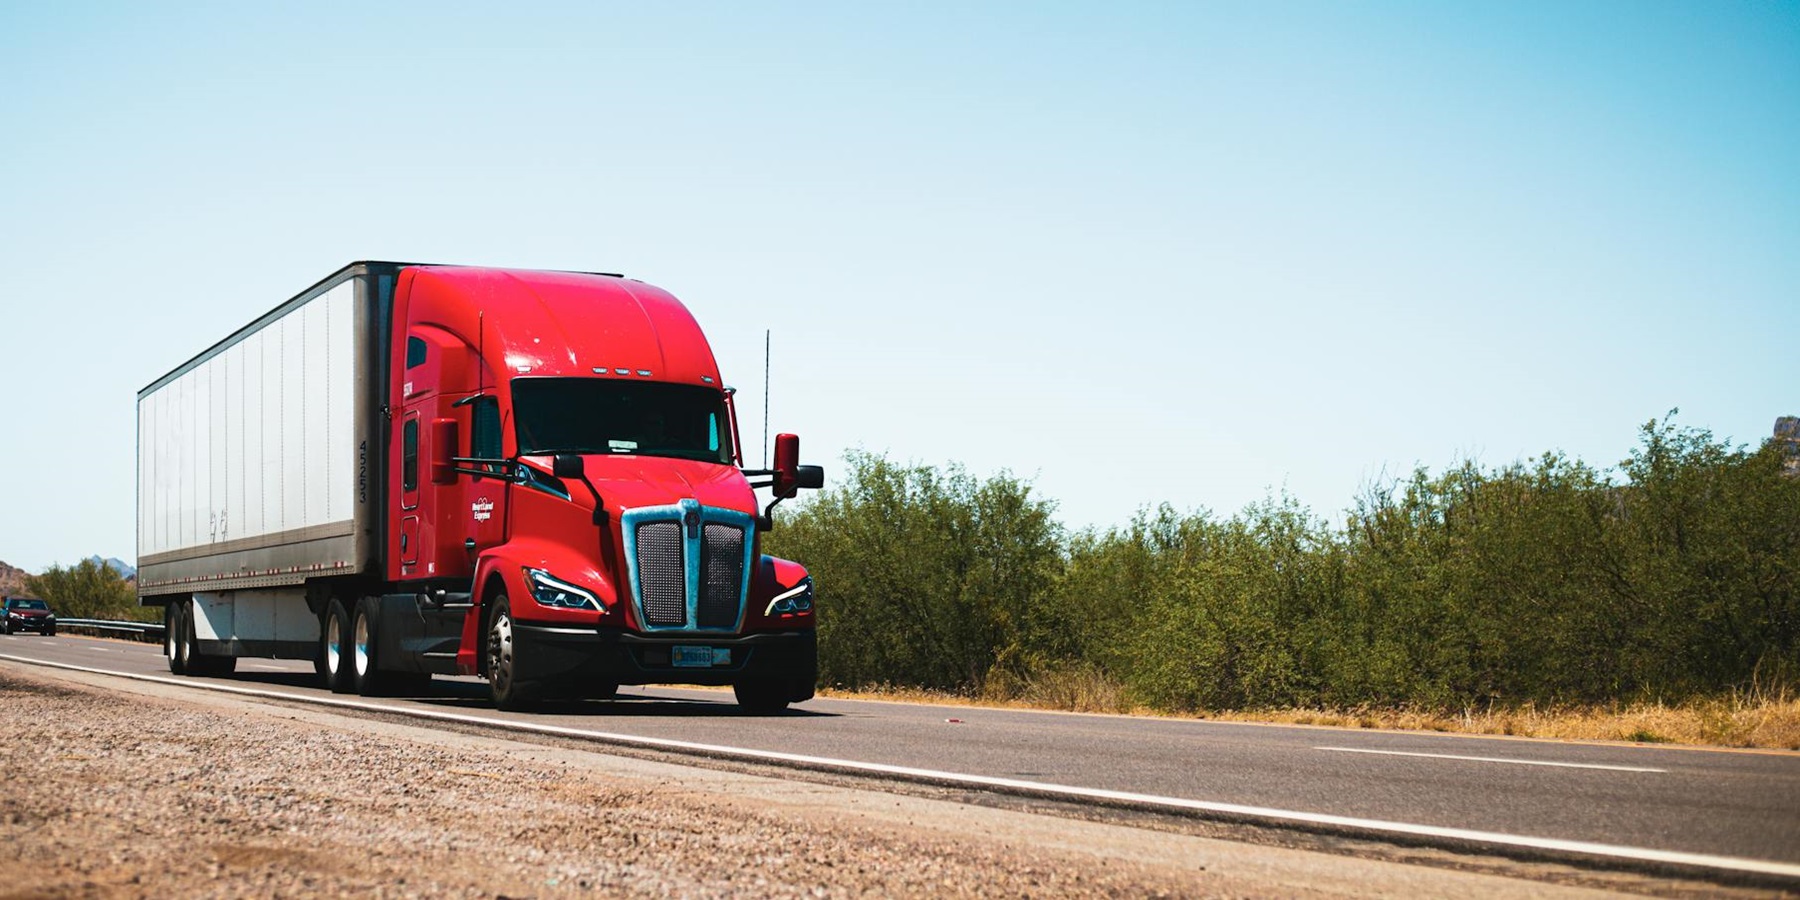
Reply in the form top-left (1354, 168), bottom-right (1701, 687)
top-left (0, 662), bottom-right (1702, 898)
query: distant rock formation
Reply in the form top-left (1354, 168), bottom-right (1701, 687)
top-left (1777, 416), bottom-right (1800, 477)
top-left (86, 555), bottom-right (137, 580)
top-left (0, 560), bottom-right (35, 598)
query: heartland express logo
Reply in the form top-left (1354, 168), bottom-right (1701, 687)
top-left (472, 498), bottom-right (494, 522)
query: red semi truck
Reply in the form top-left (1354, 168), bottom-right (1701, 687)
top-left (137, 262), bottom-right (822, 710)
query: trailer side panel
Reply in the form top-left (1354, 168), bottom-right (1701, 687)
top-left (137, 269), bottom-right (389, 597)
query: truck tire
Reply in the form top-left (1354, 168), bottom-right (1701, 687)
top-left (485, 595), bottom-right (536, 711)
top-left (172, 603), bottom-right (195, 675)
top-left (164, 604), bottom-right (184, 674)
top-left (733, 680), bottom-right (791, 714)
top-left (351, 597), bottom-right (389, 697)
top-left (323, 598), bottom-right (354, 694)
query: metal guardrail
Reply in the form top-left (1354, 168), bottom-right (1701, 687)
top-left (53, 618), bottom-right (166, 643)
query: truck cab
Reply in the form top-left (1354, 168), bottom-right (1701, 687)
top-left (367, 265), bottom-right (821, 709)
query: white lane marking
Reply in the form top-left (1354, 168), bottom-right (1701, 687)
top-left (1316, 746), bottom-right (1668, 774)
top-left (2, 653), bottom-right (1794, 881)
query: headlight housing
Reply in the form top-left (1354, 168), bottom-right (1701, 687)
top-left (524, 568), bottom-right (603, 611)
top-left (764, 577), bottom-right (814, 616)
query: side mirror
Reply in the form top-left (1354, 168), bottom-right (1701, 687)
top-left (552, 454), bottom-right (586, 479)
top-left (796, 465), bottom-right (824, 490)
top-left (772, 433), bottom-right (800, 499)
top-left (430, 419), bottom-right (459, 485)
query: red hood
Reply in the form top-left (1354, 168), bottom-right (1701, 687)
top-left (8, 609), bottom-right (48, 617)
top-left (566, 455), bottom-right (756, 517)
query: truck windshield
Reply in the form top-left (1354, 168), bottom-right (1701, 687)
top-left (511, 378), bottom-right (734, 465)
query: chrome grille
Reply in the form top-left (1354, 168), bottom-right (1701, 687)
top-left (635, 521), bottom-right (686, 627)
top-left (699, 523), bottom-right (746, 629)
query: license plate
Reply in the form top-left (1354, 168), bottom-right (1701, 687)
top-left (672, 645), bottom-right (717, 668)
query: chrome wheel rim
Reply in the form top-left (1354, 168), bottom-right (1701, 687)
top-left (165, 609), bottom-right (177, 660)
top-left (353, 614), bottom-right (370, 678)
top-left (326, 612), bottom-right (342, 675)
top-left (488, 611), bottom-right (514, 694)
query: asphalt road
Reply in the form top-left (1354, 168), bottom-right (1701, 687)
top-left (6, 632), bottom-right (1798, 880)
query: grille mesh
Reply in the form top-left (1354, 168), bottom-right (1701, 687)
top-left (635, 521), bottom-right (686, 626)
top-left (699, 524), bottom-right (746, 629)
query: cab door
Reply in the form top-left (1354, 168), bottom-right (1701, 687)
top-left (464, 393), bottom-right (509, 553)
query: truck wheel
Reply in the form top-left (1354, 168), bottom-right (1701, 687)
top-left (173, 603), bottom-right (196, 675)
top-left (165, 604), bottom-right (185, 674)
top-left (323, 598), bottom-right (354, 694)
top-left (486, 595), bottom-right (536, 711)
top-left (351, 597), bottom-right (389, 697)
top-left (733, 680), bottom-right (791, 714)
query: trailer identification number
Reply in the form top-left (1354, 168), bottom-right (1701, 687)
top-left (472, 498), bottom-right (494, 522)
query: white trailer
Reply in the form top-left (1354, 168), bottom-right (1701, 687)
top-left (137, 264), bottom-right (400, 669)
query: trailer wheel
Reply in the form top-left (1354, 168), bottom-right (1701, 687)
top-left (174, 602), bottom-right (199, 675)
top-left (733, 679), bottom-right (791, 714)
top-left (163, 604), bottom-right (185, 674)
top-left (486, 595), bottom-right (536, 711)
top-left (323, 598), bottom-right (354, 694)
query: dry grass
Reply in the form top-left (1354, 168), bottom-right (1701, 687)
top-left (820, 677), bottom-right (1800, 751)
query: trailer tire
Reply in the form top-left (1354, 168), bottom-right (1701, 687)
top-left (164, 604), bottom-right (184, 674)
top-left (485, 595), bottom-right (536, 711)
top-left (171, 603), bottom-right (195, 675)
top-left (733, 679), bottom-right (791, 714)
top-left (323, 598), bottom-right (354, 694)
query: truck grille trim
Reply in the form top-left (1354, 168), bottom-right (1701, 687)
top-left (622, 502), bottom-right (755, 633)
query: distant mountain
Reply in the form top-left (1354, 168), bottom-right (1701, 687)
top-left (87, 556), bottom-right (137, 579)
top-left (0, 560), bottom-right (34, 598)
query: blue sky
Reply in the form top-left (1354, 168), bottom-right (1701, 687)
top-left (1, 2), bottom-right (1795, 573)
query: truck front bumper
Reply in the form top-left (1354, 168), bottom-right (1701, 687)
top-left (511, 624), bottom-right (817, 694)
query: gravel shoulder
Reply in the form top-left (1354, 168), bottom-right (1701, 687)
top-left (0, 660), bottom-right (1704, 898)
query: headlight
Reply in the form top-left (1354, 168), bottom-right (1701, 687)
top-left (764, 578), bottom-right (814, 616)
top-left (524, 568), bottom-right (602, 611)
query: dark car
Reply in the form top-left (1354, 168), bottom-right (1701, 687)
top-left (2, 598), bottom-right (56, 636)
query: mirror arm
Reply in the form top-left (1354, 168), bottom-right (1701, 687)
top-left (759, 496), bottom-right (786, 533)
